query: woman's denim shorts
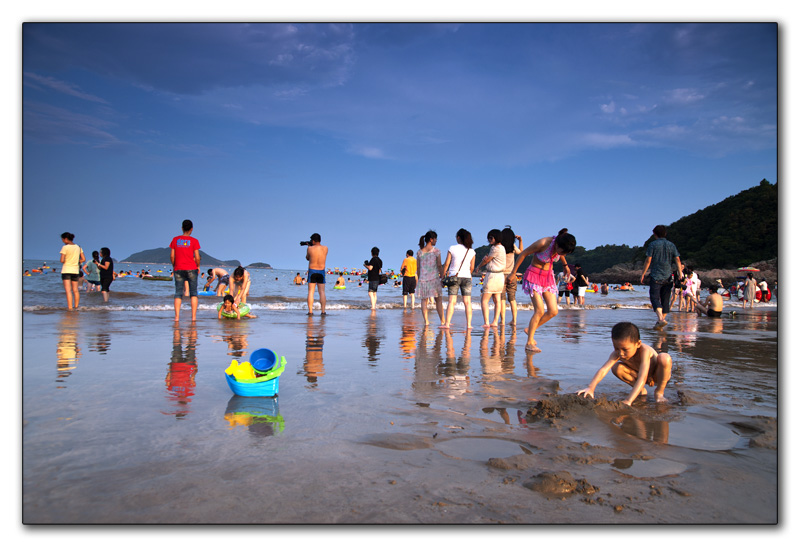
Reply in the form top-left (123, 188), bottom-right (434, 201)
top-left (446, 277), bottom-right (472, 297)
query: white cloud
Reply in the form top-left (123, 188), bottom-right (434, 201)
top-left (24, 72), bottom-right (109, 104)
top-left (666, 88), bottom-right (705, 104)
top-left (600, 101), bottom-right (616, 114)
top-left (350, 146), bottom-right (388, 159)
top-left (579, 132), bottom-right (634, 149)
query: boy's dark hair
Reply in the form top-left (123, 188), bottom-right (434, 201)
top-left (223, 294), bottom-right (235, 303)
top-left (100, 247), bottom-right (110, 257)
top-left (611, 322), bottom-right (640, 343)
top-left (652, 225), bottom-right (667, 238)
top-left (371, 246), bottom-right (380, 256)
top-left (310, 233), bottom-right (321, 243)
top-left (182, 219), bottom-right (193, 232)
top-left (233, 266), bottom-right (244, 278)
top-left (406, 250), bottom-right (414, 257)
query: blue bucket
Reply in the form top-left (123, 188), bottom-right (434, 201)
top-left (250, 348), bottom-right (277, 373)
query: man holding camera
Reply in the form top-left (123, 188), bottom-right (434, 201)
top-left (304, 233), bottom-right (328, 315)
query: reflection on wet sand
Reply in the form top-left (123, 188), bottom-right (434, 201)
top-left (413, 328), bottom-right (472, 397)
top-left (224, 396), bottom-right (285, 438)
top-left (613, 413), bottom-right (669, 444)
top-left (217, 325), bottom-right (250, 357)
top-left (302, 317), bottom-right (326, 386)
top-left (163, 323), bottom-right (198, 419)
top-left (87, 332), bottom-right (111, 354)
top-left (399, 311), bottom-right (417, 361)
top-left (363, 311), bottom-right (383, 367)
top-left (56, 312), bottom-right (81, 386)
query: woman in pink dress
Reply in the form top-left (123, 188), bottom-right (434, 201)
top-left (511, 228), bottom-right (576, 353)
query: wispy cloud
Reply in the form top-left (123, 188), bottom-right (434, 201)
top-left (349, 146), bottom-right (389, 159)
top-left (24, 72), bottom-right (109, 104)
top-left (23, 100), bottom-right (121, 147)
top-left (666, 88), bottom-right (705, 104)
top-left (579, 132), bottom-right (634, 149)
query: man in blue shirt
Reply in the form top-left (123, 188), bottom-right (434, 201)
top-left (641, 225), bottom-right (684, 327)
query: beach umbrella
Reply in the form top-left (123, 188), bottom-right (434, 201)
top-left (738, 266), bottom-right (760, 272)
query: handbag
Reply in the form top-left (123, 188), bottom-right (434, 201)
top-left (442, 249), bottom-right (470, 287)
top-left (379, 273), bottom-right (388, 285)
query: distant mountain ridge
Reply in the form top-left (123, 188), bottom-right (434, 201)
top-left (121, 247), bottom-right (241, 267)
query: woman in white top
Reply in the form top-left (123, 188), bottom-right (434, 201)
top-left (59, 232), bottom-right (85, 311)
top-left (442, 228), bottom-right (476, 328)
top-left (476, 229), bottom-right (506, 328)
top-left (499, 227), bottom-right (523, 326)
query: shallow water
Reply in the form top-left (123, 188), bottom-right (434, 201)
top-left (22, 267), bottom-right (778, 524)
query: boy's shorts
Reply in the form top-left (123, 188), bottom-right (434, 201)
top-left (368, 280), bottom-right (379, 292)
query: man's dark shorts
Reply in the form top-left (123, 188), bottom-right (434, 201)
top-left (402, 276), bottom-right (417, 295)
top-left (308, 270), bottom-right (325, 284)
top-left (648, 276), bottom-right (673, 313)
top-left (707, 309), bottom-right (722, 318)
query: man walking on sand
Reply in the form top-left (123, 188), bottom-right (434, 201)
top-left (306, 233), bottom-right (328, 315)
top-left (170, 219), bottom-right (201, 322)
top-left (641, 225), bottom-right (683, 328)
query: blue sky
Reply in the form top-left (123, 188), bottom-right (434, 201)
top-left (21, 22), bottom-right (777, 270)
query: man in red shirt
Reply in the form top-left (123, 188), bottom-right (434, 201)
top-left (169, 219), bottom-right (201, 322)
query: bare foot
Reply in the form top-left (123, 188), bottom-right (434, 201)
top-left (525, 344), bottom-right (541, 353)
top-left (655, 393), bottom-right (668, 403)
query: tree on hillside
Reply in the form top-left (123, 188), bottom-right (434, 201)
top-left (638, 179), bottom-right (777, 268)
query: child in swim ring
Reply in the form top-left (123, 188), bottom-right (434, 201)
top-left (218, 294), bottom-right (256, 319)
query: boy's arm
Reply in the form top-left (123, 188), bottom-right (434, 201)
top-left (622, 353), bottom-right (652, 406)
top-left (577, 352), bottom-right (619, 398)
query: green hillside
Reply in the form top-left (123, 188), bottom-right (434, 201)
top-left (475, 179), bottom-right (777, 274)
top-left (641, 179), bottom-right (777, 268)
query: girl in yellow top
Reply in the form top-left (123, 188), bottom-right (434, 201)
top-left (59, 232), bottom-right (85, 310)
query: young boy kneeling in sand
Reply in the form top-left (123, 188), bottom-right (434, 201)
top-left (577, 322), bottom-right (671, 405)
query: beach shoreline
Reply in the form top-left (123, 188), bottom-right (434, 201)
top-left (22, 302), bottom-right (777, 524)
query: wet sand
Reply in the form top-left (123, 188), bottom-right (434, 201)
top-left (22, 305), bottom-right (777, 524)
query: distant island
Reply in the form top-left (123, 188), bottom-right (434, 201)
top-left (121, 247), bottom-right (242, 267)
top-left (247, 262), bottom-right (273, 269)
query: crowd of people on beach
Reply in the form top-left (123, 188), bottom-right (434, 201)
top-left (48, 220), bottom-right (775, 406)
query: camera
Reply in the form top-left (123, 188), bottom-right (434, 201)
top-left (300, 241), bottom-right (311, 246)
top-left (364, 260), bottom-right (370, 266)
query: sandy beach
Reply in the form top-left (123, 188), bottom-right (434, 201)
top-left (22, 297), bottom-right (777, 524)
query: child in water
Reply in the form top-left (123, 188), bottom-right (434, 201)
top-left (218, 294), bottom-right (257, 319)
top-left (577, 322), bottom-right (672, 405)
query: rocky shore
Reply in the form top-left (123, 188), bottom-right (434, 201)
top-left (587, 258), bottom-right (777, 288)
